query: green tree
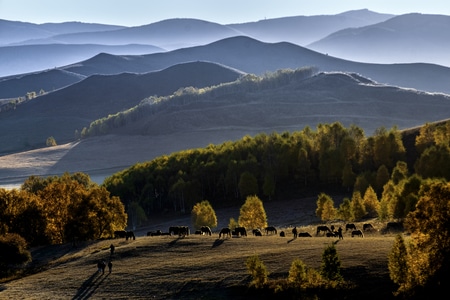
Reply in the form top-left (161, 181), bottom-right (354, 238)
top-left (238, 171), bottom-right (258, 199)
top-left (191, 200), bottom-right (218, 230)
top-left (321, 243), bottom-right (342, 281)
top-left (238, 195), bottom-right (267, 229)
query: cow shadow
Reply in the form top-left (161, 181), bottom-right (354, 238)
top-left (72, 271), bottom-right (109, 300)
top-left (211, 239), bottom-right (225, 248)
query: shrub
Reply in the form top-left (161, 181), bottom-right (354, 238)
top-left (288, 258), bottom-right (308, 287)
top-left (0, 233), bottom-right (31, 270)
top-left (245, 254), bottom-right (268, 288)
top-left (321, 243), bottom-right (342, 282)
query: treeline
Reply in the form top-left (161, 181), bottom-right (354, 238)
top-left (103, 120), bottom-right (450, 225)
top-left (78, 67), bottom-right (317, 138)
top-left (0, 173), bottom-right (127, 247)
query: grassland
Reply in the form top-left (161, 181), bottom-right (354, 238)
top-left (0, 224), bottom-right (398, 300)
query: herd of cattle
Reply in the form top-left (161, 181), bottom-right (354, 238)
top-left (112, 221), bottom-right (404, 240)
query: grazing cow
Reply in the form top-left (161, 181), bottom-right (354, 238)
top-left (385, 222), bottom-right (404, 233)
top-left (252, 229), bottom-right (262, 236)
top-left (235, 227), bottom-right (247, 237)
top-left (298, 232), bottom-right (312, 237)
top-left (279, 231), bottom-right (285, 237)
top-left (316, 225), bottom-right (332, 236)
top-left (169, 226), bottom-right (190, 236)
top-left (326, 231), bottom-right (338, 237)
top-left (126, 231), bottom-right (135, 240)
top-left (351, 230), bottom-right (364, 237)
top-left (147, 230), bottom-right (162, 236)
top-left (346, 223), bottom-right (357, 231)
top-left (200, 226), bottom-right (212, 236)
top-left (265, 226), bottom-right (277, 235)
top-left (219, 227), bottom-right (231, 238)
top-left (363, 223), bottom-right (375, 231)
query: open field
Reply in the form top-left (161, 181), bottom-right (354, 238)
top-left (0, 225), bottom-right (398, 300)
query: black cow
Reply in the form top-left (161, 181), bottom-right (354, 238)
top-left (351, 230), bottom-right (364, 237)
top-left (363, 223), bottom-right (375, 231)
top-left (265, 226), bottom-right (277, 235)
top-left (114, 230), bottom-right (127, 238)
top-left (235, 227), bottom-right (247, 237)
top-left (316, 225), bottom-right (331, 236)
top-left (169, 226), bottom-right (190, 236)
top-left (219, 227), bottom-right (231, 238)
top-left (346, 223), bottom-right (357, 231)
top-left (200, 226), bottom-right (212, 236)
top-left (298, 232), bottom-right (312, 237)
top-left (252, 229), bottom-right (262, 236)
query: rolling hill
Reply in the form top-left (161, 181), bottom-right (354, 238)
top-left (307, 13), bottom-right (450, 67)
top-left (0, 61), bottom-right (244, 155)
top-left (1, 70), bottom-right (450, 188)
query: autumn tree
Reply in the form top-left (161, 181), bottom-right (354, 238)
top-left (350, 191), bottom-right (366, 221)
top-left (398, 180), bottom-right (450, 297)
top-left (337, 197), bottom-right (352, 221)
top-left (238, 195), bottom-right (267, 229)
top-left (316, 194), bottom-right (337, 221)
top-left (191, 200), bottom-right (217, 230)
top-left (362, 185), bottom-right (380, 218)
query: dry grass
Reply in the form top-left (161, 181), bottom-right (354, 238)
top-left (0, 226), bottom-right (398, 300)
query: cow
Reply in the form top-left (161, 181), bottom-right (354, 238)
top-left (169, 226), bottom-right (190, 236)
top-left (234, 227), bottom-right (247, 237)
top-left (279, 231), bottom-right (285, 237)
top-left (265, 226), bottom-right (277, 235)
top-left (126, 231), bottom-right (135, 240)
top-left (326, 231), bottom-right (338, 237)
top-left (298, 232), bottom-right (312, 237)
top-left (219, 227), bottom-right (231, 238)
top-left (363, 223), bottom-right (375, 231)
top-left (200, 226), bottom-right (212, 236)
top-left (346, 223), bottom-right (357, 231)
top-left (316, 225), bottom-right (332, 236)
top-left (351, 230), bottom-right (364, 237)
top-left (385, 222), bottom-right (404, 233)
top-left (147, 230), bottom-right (162, 236)
top-left (252, 229), bottom-right (262, 236)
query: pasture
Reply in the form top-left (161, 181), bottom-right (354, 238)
top-left (0, 227), bottom-right (398, 299)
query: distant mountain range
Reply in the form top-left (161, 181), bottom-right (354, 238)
top-left (5, 9), bottom-right (450, 77)
top-left (308, 13), bottom-right (450, 66)
top-left (3, 36), bottom-right (450, 101)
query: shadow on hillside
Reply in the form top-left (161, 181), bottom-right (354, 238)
top-left (72, 271), bottom-right (109, 300)
top-left (167, 236), bottom-right (185, 247)
top-left (211, 239), bottom-right (225, 248)
top-left (287, 238), bottom-right (296, 244)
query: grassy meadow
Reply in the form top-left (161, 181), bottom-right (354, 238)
top-left (0, 223), bottom-right (398, 300)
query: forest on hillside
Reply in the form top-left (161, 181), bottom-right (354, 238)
top-left (103, 119), bottom-right (450, 227)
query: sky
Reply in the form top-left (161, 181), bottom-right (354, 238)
top-left (1, 0), bottom-right (450, 26)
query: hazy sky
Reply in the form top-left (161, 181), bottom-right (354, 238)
top-left (1, 0), bottom-right (449, 26)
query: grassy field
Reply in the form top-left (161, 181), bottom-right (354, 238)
top-left (0, 226), bottom-right (398, 300)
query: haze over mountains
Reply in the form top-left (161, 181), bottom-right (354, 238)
top-left (1, 9), bottom-right (450, 187)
